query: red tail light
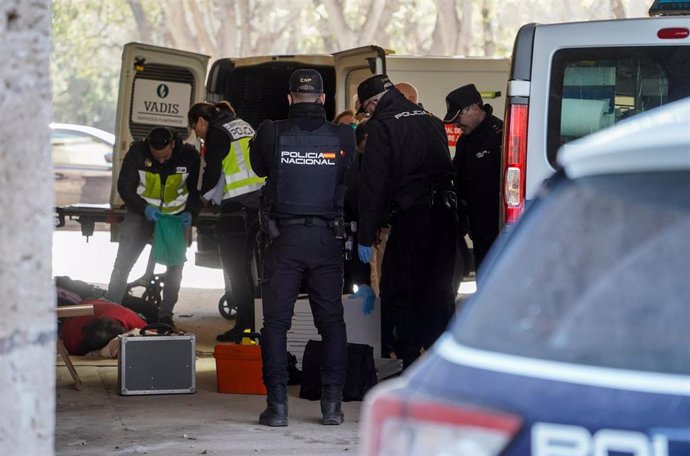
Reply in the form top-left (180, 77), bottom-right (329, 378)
top-left (360, 379), bottom-right (522, 456)
top-left (502, 104), bottom-right (529, 225)
top-left (657, 27), bottom-right (690, 39)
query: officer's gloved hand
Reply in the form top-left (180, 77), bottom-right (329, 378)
top-left (348, 284), bottom-right (376, 315)
top-left (179, 211), bottom-right (193, 228)
top-left (358, 244), bottom-right (373, 263)
top-left (144, 205), bottom-right (161, 222)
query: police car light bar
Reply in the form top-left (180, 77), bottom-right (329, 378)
top-left (649, 0), bottom-right (690, 16)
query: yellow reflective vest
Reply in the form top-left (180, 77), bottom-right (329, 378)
top-left (137, 170), bottom-right (189, 214)
top-left (219, 118), bottom-right (265, 200)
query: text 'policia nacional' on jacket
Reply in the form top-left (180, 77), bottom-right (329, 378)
top-left (358, 88), bottom-right (455, 245)
top-left (200, 110), bottom-right (265, 204)
top-left (249, 102), bottom-right (356, 220)
top-left (118, 132), bottom-right (201, 217)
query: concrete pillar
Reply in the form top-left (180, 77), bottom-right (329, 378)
top-left (0, 1), bottom-right (54, 455)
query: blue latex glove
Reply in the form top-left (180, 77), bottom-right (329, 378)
top-left (179, 211), bottom-right (192, 228)
top-left (358, 244), bottom-right (373, 263)
top-left (144, 205), bottom-right (161, 222)
top-left (349, 284), bottom-right (376, 315)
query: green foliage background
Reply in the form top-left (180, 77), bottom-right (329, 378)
top-left (51, 0), bottom-right (649, 132)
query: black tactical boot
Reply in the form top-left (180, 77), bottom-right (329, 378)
top-left (320, 385), bottom-right (344, 425)
top-left (259, 384), bottom-right (288, 427)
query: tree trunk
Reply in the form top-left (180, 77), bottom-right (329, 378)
top-left (237, 0), bottom-right (254, 55)
top-left (457, 0), bottom-right (472, 55)
top-left (127, 0), bottom-right (153, 44)
top-left (216, 0), bottom-right (239, 57)
top-left (430, 0), bottom-right (461, 55)
top-left (322, 0), bottom-right (356, 50)
top-left (359, 0), bottom-right (386, 47)
top-left (611, 0), bottom-right (626, 19)
top-left (481, 0), bottom-right (496, 56)
top-left (373, 1), bottom-right (397, 51)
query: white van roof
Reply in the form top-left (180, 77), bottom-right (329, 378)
top-left (558, 97), bottom-right (690, 179)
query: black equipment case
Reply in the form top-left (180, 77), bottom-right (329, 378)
top-left (299, 340), bottom-right (402, 401)
top-left (118, 327), bottom-right (196, 396)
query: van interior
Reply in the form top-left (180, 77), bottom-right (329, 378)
top-left (207, 60), bottom-right (337, 127)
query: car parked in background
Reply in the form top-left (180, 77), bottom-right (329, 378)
top-left (359, 97), bottom-right (690, 456)
top-left (51, 122), bottom-right (114, 207)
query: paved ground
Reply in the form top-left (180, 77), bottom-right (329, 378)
top-left (53, 229), bottom-right (475, 456)
top-left (55, 288), bottom-right (364, 456)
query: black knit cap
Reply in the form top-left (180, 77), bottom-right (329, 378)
top-left (147, 127), bottom-right (174, 149)
top-left (443, 84), bottom-right (482, 123)
top-left (289, 69), bottom-right (324, 93)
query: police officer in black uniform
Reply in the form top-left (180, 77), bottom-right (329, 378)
top-left (443, 84), bottom-right (502, 274)
top-left (249, 69), bottom-right (356, 427)
top-left (356, 74), bottom-right (457, 370)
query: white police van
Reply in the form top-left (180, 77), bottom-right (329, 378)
top-left (501, 0), bottom-right (690, 225)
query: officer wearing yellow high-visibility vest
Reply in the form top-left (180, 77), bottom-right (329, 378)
top-left (106, 126), bottom-right (201, 326)
top-left (188, 101), bottom-right (265, 342)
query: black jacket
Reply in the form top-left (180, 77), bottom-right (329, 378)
top-left (453, 104), bottom-right (502, 233)
top-left (249, 102), bottom-right (356, 216)
top-left (118, 133), bottom-right (201, 217)
top-left (358, 89), bottom-right (455, 245)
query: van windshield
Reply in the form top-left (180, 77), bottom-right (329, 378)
top-left (546, 46), bottom-right (690, 164)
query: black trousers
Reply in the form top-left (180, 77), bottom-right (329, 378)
top-left (260, 224), bottom-right (347, 388)
top-left (215, 207), bottom-right (259, 331)
top-left (467, 201), bottom-right (499, 272)
top-left (380, 204), bottom-right (457, 369)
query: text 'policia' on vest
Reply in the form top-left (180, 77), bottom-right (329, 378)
top-left (217, 116), bottom-right (264, 200)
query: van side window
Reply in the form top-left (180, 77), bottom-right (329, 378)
top-left (546, 46), bottom-right (690, 163)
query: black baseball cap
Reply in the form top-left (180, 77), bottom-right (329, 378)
top-left (443, 84), bottom-right (482, 123)
top-left (289, 69), bottom-right (324, 93)
top-left (147, 127), bottom-right (174, 149)
top-left (357, 74), bottom-right (394, 113)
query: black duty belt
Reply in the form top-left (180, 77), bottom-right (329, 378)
top-left (277, 217), bottom-right (333, 228)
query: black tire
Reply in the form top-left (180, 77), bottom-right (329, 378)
top-left (218, 293), bottom-right (238, 320)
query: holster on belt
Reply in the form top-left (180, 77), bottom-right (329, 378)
top-left (432, 189), bottom-right (458, 210)
top-left (430, 179), bottom-right (458, 210)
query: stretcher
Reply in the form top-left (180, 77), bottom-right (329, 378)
top-left (55, 203), bottom-right (259, 318)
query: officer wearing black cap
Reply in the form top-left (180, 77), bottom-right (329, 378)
top-left (443, 84), bottom-right (502, 272)
top-left (249, 69), bottom-right (356, 427)
top-left (105, 126), bottom-right (201, 325)
top-left (356, 74), bottom-right (457, 370)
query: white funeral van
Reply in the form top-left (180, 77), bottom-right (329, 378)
top-left (111, 43), bottom-right (509, 204)
top-left (64, 43), bottom-right (503, 270)
top-left (61, 43), bottom-right (505, 309)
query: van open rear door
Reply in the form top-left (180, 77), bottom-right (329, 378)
top-left (333, 46), bottom-right (386, 112)
top-left (112, 42), bottom-right (209, 207)
top-left (55, 43), bottom-right (209, 239)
